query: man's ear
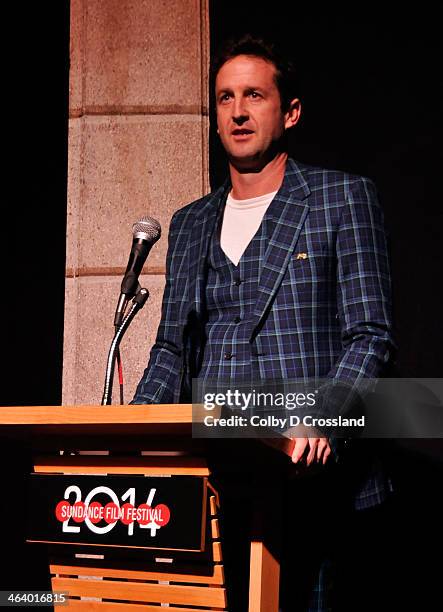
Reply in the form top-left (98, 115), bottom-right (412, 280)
top-left (284, 98), bottom-right (301, 129)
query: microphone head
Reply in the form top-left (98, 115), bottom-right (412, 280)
top-left (132, 216), bottom-right (161, 243)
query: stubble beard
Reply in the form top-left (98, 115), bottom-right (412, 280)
top-left (226, 137), bottom-right (286, 174)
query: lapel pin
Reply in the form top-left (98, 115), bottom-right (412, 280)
top-left (296, 252), bottom-right (308, 260)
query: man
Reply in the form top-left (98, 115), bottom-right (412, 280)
top-left (133, 35), bottom-right (394, 611)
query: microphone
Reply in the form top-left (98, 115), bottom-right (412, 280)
top-left (121, 216), bottom-right (161, 296)
top-left (114, 216), bottom-right (161, 327)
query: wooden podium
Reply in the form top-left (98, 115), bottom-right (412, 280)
top-left (0, 405), bottom-right (281, 611)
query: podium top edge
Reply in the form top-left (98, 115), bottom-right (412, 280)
top-left (0, 405), bottom-right (194, 425)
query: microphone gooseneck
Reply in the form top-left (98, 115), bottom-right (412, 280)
top-left (101, 216), bottom-right (160, 405)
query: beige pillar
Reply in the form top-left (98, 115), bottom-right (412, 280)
top-left (63, 0), bottom-right (209, 404)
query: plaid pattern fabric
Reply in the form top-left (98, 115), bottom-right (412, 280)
top-left (307, 558), bottom-right (334, 612)
top-left (133, 158), bottom-right (395, 510)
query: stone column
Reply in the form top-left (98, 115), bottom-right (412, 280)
top-left (63, 0), bottom-right (209, 404)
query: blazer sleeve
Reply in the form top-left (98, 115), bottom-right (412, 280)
top-left (131, 212), bottom-right (184, 404)
top-left (331, 177), bottom-right (395, 380)
top-left (314, 178), bottom-right (396, 445)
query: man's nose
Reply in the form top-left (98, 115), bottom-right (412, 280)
top-left (232, 98), bottom-right (249, 124)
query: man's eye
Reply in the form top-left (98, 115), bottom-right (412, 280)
top-left (219, 94), bottom-right (231, 102)
top-left (249, 92), bottom-right (260, 98)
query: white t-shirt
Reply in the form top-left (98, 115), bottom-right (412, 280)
top-left (220, 190), bottom-right (277, 266)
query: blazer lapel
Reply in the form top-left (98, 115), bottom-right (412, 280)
top-left (250, 159), bottom-right (311, 339)
top-left (185, 182), bottom-right (229, 321)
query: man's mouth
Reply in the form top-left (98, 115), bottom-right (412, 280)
top-left (232, 129), bottom-right (254, 135)
top-left (231, 128), bottom-right (254, 141)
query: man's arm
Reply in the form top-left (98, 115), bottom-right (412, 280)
top-left (330, 176), bottom-right (393, 379)
top-left (277, 177), bottom-right (394, 464)
top-left (131, 212), bottom-right (184, 404)
top-left (311, 177), bottom-right (393, 457)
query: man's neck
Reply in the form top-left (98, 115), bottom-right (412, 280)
top-left (229, 152), bottom-right (288, 200)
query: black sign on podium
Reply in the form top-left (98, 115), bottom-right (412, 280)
top-left (27, 474), bottom-right (207, 552)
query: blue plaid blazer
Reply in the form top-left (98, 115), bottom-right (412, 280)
top-left (133, 158), bottom-right (395, 508)
top-left (134, 157), bottom-right (393, 401)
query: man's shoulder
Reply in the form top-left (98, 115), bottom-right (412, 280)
top-left (290, 158), bottom-right (375, 192)
top-left (169, 184), bottom-right (226, 230)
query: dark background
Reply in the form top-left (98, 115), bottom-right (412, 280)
top-left (1, 1), bottom-right (441, 606)
top-left (2, 3), bottom-right (69, 407)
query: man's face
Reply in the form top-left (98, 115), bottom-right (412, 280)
top-left (215, 54), bottom-right (294, 169)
